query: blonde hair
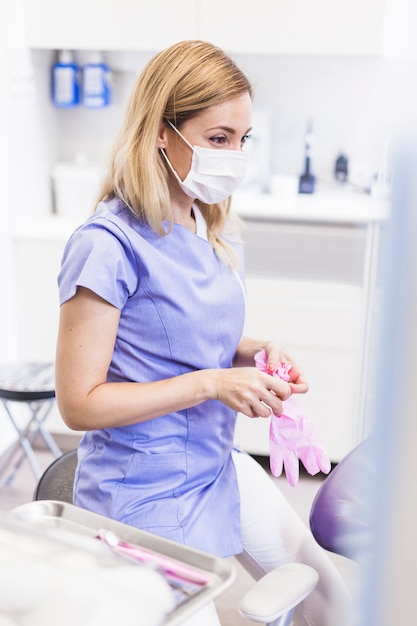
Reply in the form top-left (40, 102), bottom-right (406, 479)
top-left (98, 40), bottom-right (252, 264)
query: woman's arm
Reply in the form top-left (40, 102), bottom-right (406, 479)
top-left (234, 336), bottom-right (309, 395)
top-left (56, 288), bottom-right (292, 431)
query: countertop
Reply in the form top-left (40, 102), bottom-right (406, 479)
top-left (12, 186), bottom-right (390, 241)
top-left (232, 185), bottom-right (390, 224)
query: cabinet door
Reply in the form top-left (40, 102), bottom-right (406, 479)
top-left (234, 278), bottom-right (363, 462)
top-left (198, 0), bottom-right (384, 56)
top-left (23, 0), bottom-right (196, 50)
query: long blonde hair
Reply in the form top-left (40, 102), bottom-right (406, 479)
top-left (98, 40), bottom-right (252, 264)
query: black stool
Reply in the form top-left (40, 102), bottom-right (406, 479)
top-left (0, 362), bottom-right (62, 487)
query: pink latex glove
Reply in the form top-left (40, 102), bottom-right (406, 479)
top-left (254, 350), bottom-right (331, 487)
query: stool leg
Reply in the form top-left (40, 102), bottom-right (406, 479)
top-left (31, 401), bottom-right (62, 458)
top-left (0, 401), bottom-right (44, 486)
top-left (0, 441), bottom-right (24, 487)
top-left (0, 400), bottom-right (53, 487)
top-left (0, 398), bottom-right (62, 487)
top-left (0, 441), bottom-right (41, 487)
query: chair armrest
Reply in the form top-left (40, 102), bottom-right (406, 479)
top-left (239, 563), bottom-right (319, 623)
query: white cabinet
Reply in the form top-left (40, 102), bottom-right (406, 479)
top-left (198, 0), bottom-right (385, 56)
top-left (23, 0), bottom-right (196, 51)
top-left (23, 0), bottom-right (388, 57)
top-left (23, 0), bottom-right (417, 59)
top-left (234, 278), bottom-right (363, 462)
top-left (233, 217), bottom-right (375, 462)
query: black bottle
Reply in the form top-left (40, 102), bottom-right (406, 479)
top-left (334, 153), bottom-right (348, 183)
top-left (298, 120), bottom-right (316, 194)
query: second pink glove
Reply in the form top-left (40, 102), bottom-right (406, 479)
top-left (255, 350), bottom-right (331, 487)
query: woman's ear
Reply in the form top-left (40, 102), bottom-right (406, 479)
top-left (156, 121), bottom-right (168, 149)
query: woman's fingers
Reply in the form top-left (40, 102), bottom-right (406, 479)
top-left (216, 368), bottom-right (289, 418)
top-left (263, 344), bottom-right (309, 396)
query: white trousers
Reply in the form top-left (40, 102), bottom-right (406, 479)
top-left (180, 450), bottom-right (352, 626)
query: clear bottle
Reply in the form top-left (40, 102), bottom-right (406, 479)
top-left (82, 52), bottom-right (112, 109)
top-left (51, 50), bottom-right (80, 108)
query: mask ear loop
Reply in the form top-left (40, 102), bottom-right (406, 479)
top-left (159, 146), bottom-right (187, 186)
top-left (161, 120), bottom-right (195, 184)
top-left (166, 120), bottom-right (195, 152)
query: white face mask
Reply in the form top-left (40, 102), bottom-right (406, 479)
top-left (160, 121), bottom-right (248, 204)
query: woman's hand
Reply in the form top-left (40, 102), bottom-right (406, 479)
top-left (233, 337), bottom-right (309, 396)
top-left (261, 341), bottom-right (309, 395)
top-left (212, 366), bottom-right (291, 419)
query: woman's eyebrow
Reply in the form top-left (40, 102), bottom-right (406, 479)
top-left (207, 126), bottom-right (253, 134)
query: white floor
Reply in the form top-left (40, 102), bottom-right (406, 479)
top-left (0, 446), bottom-right (357, 626)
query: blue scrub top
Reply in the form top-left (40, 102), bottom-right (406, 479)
top-left (58, 198), bottom-right (247, 557)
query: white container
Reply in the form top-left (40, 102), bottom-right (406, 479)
top-left (51, 156), bottom-right (102, 218)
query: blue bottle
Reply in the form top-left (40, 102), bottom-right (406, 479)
top-left (51, 50), bottom-right (79, 108)
top-left (82, 52), bottom-right (112, 108)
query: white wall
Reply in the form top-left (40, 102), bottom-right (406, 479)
top-left (0, 2), bottom-right (21, 359)
top-left (236, 54), bottom-right (417, 188)
top-left (0, 0), bottom-right (27, 449)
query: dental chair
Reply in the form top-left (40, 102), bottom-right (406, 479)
top-left (31, 450), bottom-right (318, 625)
top-left (29, 442), bottom-right (369, 625)
top-left (309, 437), bottom-right (374, 561)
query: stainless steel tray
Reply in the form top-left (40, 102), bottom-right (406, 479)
top-left (12, 500), bottom-right (236, 625)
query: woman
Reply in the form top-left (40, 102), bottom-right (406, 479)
top-left (56, 40), bottom-right (350, 625)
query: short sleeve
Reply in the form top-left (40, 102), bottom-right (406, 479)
top-left (58, 221), bottom-right (139, 309)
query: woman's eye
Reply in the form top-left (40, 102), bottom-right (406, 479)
top-left (209, 133), bottom-right (252, 148)
top-left (241, 134), bottom-right (252, 146)
top-left (213, 137), bottom-right (227, 145)
top-left (210, 135), bottom-right (228, 145)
